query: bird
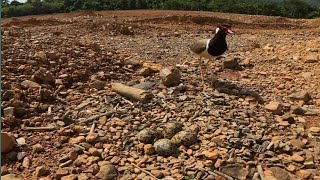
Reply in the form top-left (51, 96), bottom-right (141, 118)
top-left (190, 24), bottom-right (234, 89)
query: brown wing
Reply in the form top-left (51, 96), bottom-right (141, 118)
top-left (190, 39), bottom-right (208, 54)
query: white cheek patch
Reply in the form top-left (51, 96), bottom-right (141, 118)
top-left (205, 39), bottom-right (210, 51)
top-left (215, 27), bottom-right (220, 34)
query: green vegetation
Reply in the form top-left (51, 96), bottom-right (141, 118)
top-left (1, 0), bottom-right (320, 18)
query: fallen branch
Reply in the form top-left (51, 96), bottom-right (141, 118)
top-left (111, 83), bottom-right (153, 103)
top-left (132, 163), bottom-right (159, 180)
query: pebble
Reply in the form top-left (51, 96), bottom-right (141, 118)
top-left (33, 143), bottom-right (44, 153)
top-left (289, 154), bottom-right (305, 163)
top-left (265, 101), bottom-right (282, 115)
top-left (34, 166), bottom-right (49, 177)
top-left (96, 165), bottom-right (118, 180)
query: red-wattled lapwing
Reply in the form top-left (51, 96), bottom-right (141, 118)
top-left (190, 24), bottom-right (234, 89)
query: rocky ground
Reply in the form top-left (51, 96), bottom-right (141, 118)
top-left (1, 10), bottom-right (320, 180)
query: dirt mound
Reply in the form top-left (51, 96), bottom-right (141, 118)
top-left (133, 14), bottom-right (303, 29)
top-left (2, 17), bottom-right (71, 28)
top-left (76, 10), bottom-right (102, 17)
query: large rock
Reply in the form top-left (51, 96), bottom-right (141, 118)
top-left (288, 91), bottom-right (312, 103)
top-left (1, 132), bottom-right (15, 153)
top-left (96, 165), bottom-right (118, 180)
top-left (160, 67), bottom-right (181, 87)
top-left (32, 68), bottom-right (54, 85)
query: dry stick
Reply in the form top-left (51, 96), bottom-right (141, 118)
top-left (23, 126), bottom-right (57, 131)
top-left (257, 165), bottom-right (265, 180)
top-left (213, 170), bottom-right (234, 180)
top-left (89, 122), bottom-right (95, 133)
top-left (122, 97), bottom-right (134, 106)
top-left (62, 111), bottom-right (114, 130)
top-left (132, 163), bottom-right (159, 180)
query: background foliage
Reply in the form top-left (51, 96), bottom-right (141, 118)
top-left (1, 0), bottom-right (320, 18)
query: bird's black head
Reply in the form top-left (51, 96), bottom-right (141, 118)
top-left (215, 24), bottom-right (234, 36)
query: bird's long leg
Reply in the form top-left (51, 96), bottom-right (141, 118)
top-left (199, 57), bottom-right (206, 90)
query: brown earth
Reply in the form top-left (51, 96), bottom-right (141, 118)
top-left (1, 10), bottom-right (320, 180)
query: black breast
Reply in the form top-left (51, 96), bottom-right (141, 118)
top-left (207, 33), bottom-right (228, 57)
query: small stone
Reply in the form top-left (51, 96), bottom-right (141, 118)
top-left (304, 54), bottom-right (319, 63)
top-left (202, 151), bottom-right (220, 160)
top-left (1, 174), bottom-right (23, 180)
top-left (187, 124), bottom-right (200, 133)
top-left (154, 139), bottom-right (178, 157)
top-left (1, 132), bottom-right (15, 153)
top-left (151, 170), bottom-right (163, 178)
top-left (223, 58), bottom-right (240, 69)
top-left (34, 166), bottom-right (49, 177)
top-left (34, 51), bottom-right (47, 62)
top-left (282, 113), bottom-right (295, 124)
top-left (163, 121), bottom-right (183, 139)
top-left (86, 133), bottom-right (99, 143)
top-left (289, 154), bottom-right (305, 163)
top-left (309, 127), bottom-right (320, 133)
top-left (22, 157), bottom-right (30, 168)
top-left (21, 80), bottom-right (41, 89)
top-left (265, 101), bottom-right (282, 115)
top-left (171, 131), bottom-right (197, 147)
top-left (33, 68), bottom-right (54, 85)
top-left (138, 67), bottom-right (152, 76)
top-left (17, 152), bottom-right (26, 160)
top-left (78, 174), bottom-right (89, 180)
top-left (56, 168), bottom-right (69, 179)
top-left (61, 174), bottom-right (77, 180)
top-left (96, 165), bottom-right (118, 180)
top-left (89, 148), bottom-right (101, 157)
top-left (291, 105), bottom-right (305, 115)
top-left (69, 136), bottom-right (86, 144)
top-left (89, 80), bottom-right (106, 90)
top-left (33, 143), bottom-right (44, 153)
top-left (269, 167), bottom-right (289, 180)
top-left (220, 164), bottom-right (249, 180)
top-left (16, 137), bottom-right (26, 146)
top-left (144, 144), bottom-right (155, 155)
top-left (160, 66), bottom-right (181, 87)
top-left (296, 170), bottom-right (311, 180)
top-left (137, 129), bottom-right (160, 144)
